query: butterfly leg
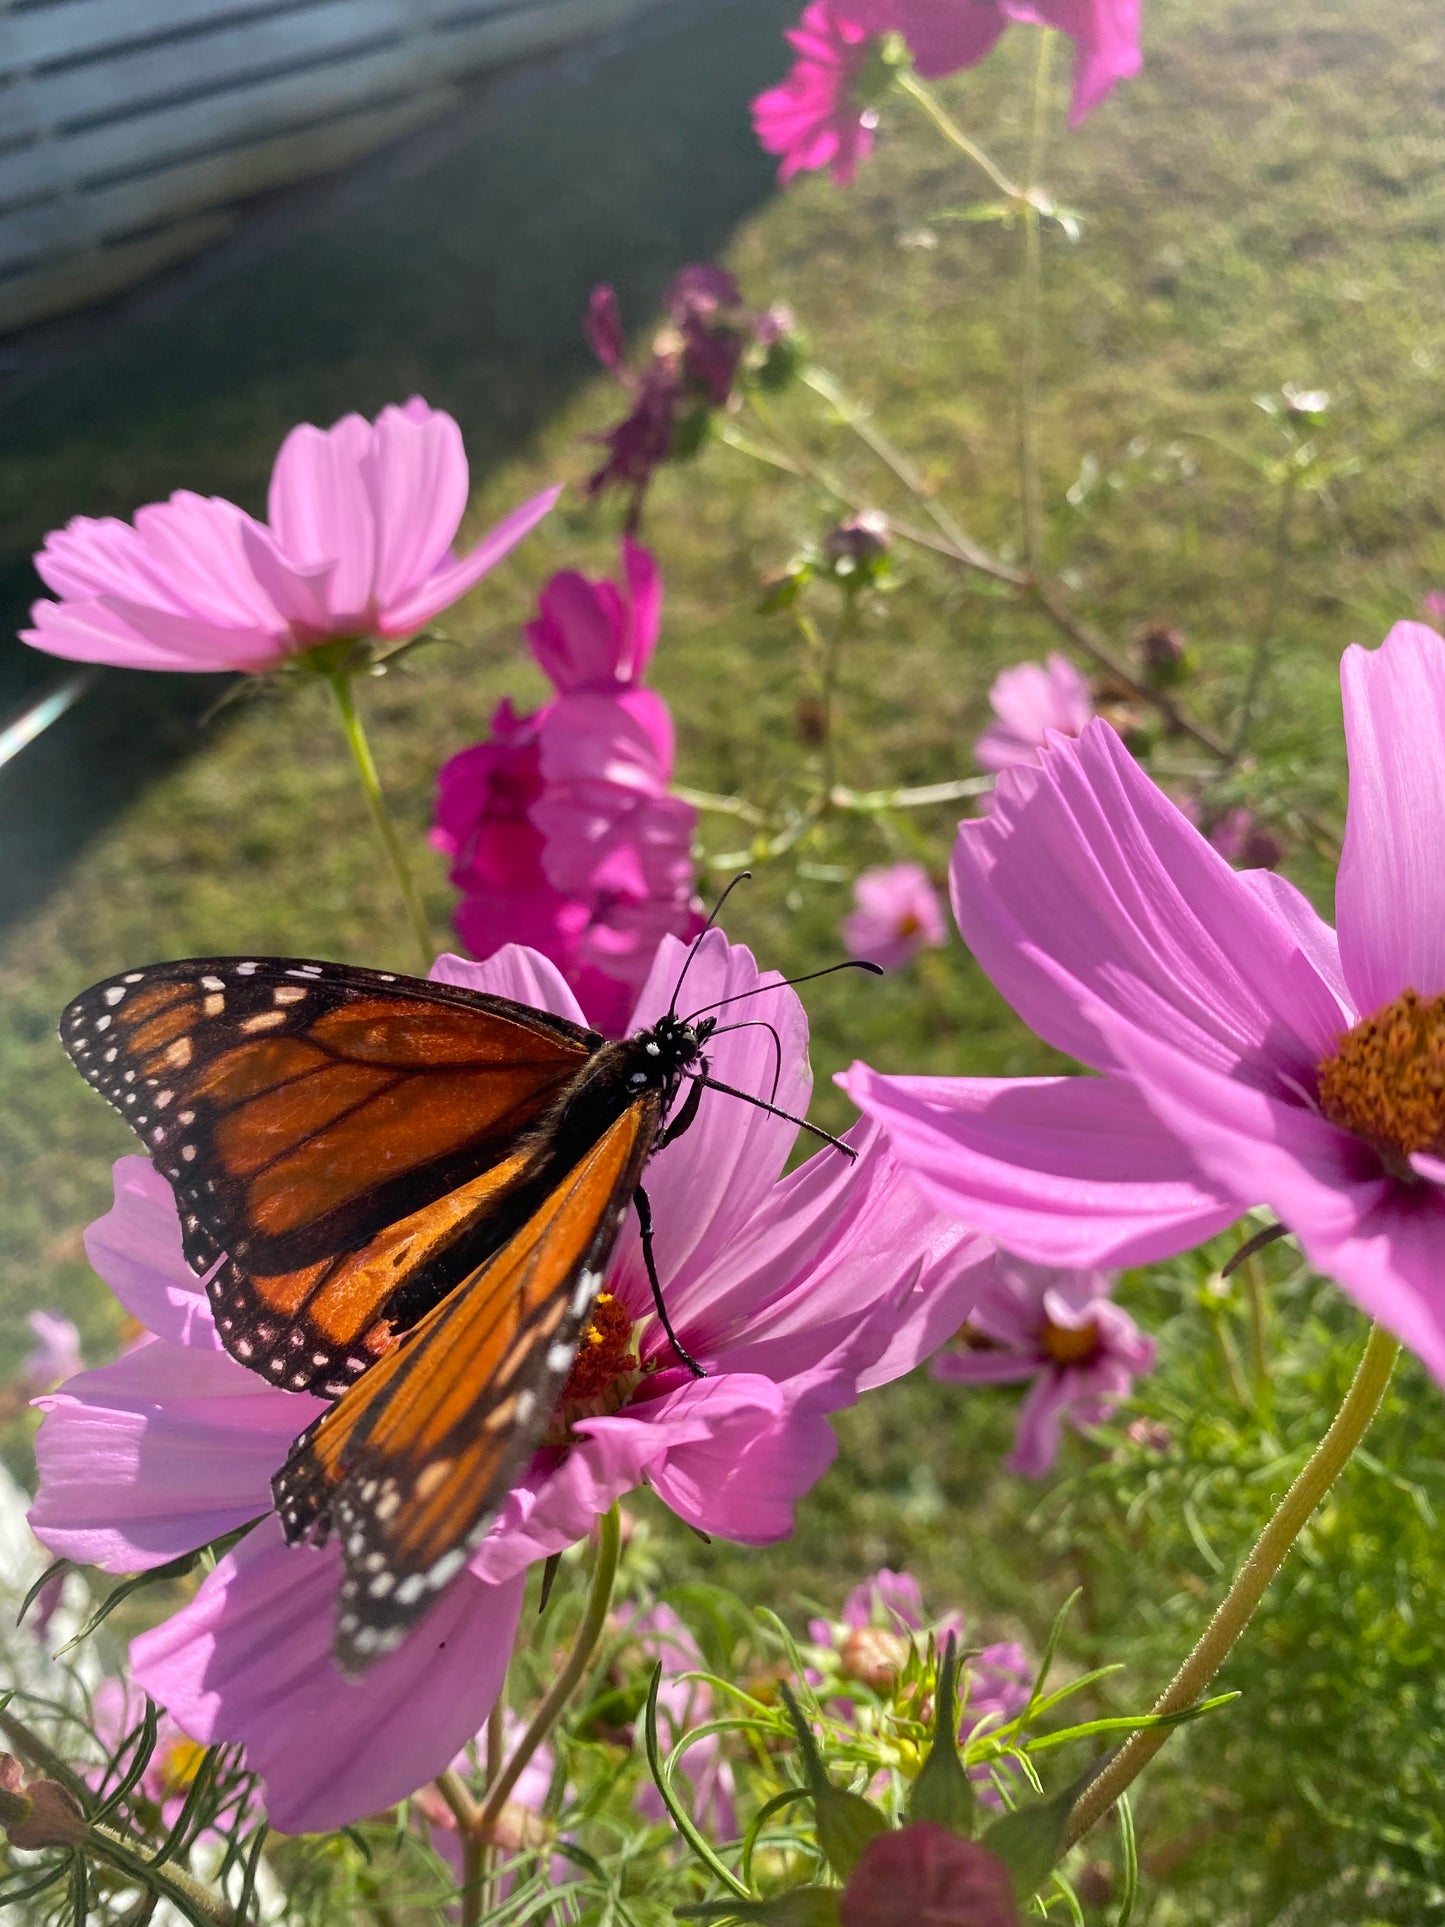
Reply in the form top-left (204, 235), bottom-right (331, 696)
top-left (656, 1055), bottom-right (710, 1150)
top-left (634, 1184), bottom-right (706, 1379)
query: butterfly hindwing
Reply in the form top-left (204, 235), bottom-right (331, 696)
top-left (272, 1095), bottom-right (660, 1672)
top-left (60, 959), bottom-right (601, 1393)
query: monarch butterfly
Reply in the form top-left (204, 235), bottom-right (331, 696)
top-left (60, 922), bottom-right (868, 1673)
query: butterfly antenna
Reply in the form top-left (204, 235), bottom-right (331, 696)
top-left (667, 873), bottom-right (752, 1019)
top-left (684, 1071), bottom-right (857, 1159)
top-left (706, 1019), bottom-right (785, 1106)
top-left (684, 957), bottom-right (882, 1025)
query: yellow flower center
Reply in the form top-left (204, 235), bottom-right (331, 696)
top-left (1316, 988), bottom-right (1445, 1169)
top-left (158, 1740), bottom-right (208, 1798)
top-left (1041, 1317), bottom-right (1101, 1368)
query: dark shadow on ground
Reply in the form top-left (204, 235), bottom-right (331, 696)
top-left (0, 0), bottom-right (791, 935)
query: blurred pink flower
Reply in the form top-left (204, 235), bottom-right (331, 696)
top-left (842, 1825), bottom-right (1021, 1927)
top-left (933, 1257), bottom-right (1154, 1475)
top-left (975, 654), bottom-right (1093, 774)
top-left (624, 1602), bottom-right (737, 1839)
top-left (87, 1678), bottom-right (214, 1830)
top-left (842, 864), bottom-right (947, 970)
top-left (23, 399), bottom-right (558, 673)
top-left (24, 1311), bottom-right (81, 1393)
top-left (844, 622), bottom-right (1445, 1386)
top-left (1207, 807), bottom-right (1284, 871)
top-left (526, 539), bottom-right (661, 694)
top-left (1421, 590), bottom-right (1445, 625)
top-left (30, 936), bottom-right (990, 1833)
top-left (412, 1711), bottom-right (564, 1894)
top-left (752, 1), bottom-right (880, 187)
top-left (843, 0), bottom-right (1142, 125)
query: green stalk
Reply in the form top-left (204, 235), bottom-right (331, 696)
top-left (895, 70), bottom-right (1022, 200)
top-left (1064, 1320), bottom-right (1400, 1847)
top-left (1017, 30), bottom-right (1055, 575)
top-left (325, 669), bottom-right (433, 972)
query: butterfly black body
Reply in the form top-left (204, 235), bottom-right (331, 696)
top-left (60, 957), bottom-right (717, 1671)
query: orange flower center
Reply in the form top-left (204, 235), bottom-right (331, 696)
top-left (1041, 1317), bottom-right (1101, 1368)
top-left (555, 1291), bottom-right (641, 1419)
top-left (896, 911), bottom-right (922, 937)
top-left (1316, 989), bottom-right (1445, 1168)
top-left (158, 1740), bottom-right (207, 1799)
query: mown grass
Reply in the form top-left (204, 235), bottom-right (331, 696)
top-left (0, 0), bottom-right (1442, 1915)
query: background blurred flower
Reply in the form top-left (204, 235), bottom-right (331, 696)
top-left (623, 1601), bottom-right (737, 1838)
top-left (842, 863), bottom-right (947, 970)
top-left (525, 537), bottom-right (660, 694)
top-left (23, 399), bottom-right (557, 673)
top-left (933, 1257), bottom-right (1156, 1475)
top-left (975, 654), bottom-right (1094, 774)
top-left (752, 1), bottom-right (882, 187)
top-left (24, 1311), bottom-right (81, 1393)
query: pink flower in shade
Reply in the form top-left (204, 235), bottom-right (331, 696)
top-left (624, 1602), bottom-right (737, 1839)
top-left (1421, 590), bottom-right (1445, 625)
top-left (87, 1678), bottom-right (214, 1830)
top-left (24, 1311), bottom-right (82, 1393)
top-left (30, 936), bottom-right (991, 1833)
top-left (525, 539), bottom-right (661, 695)
top-left (974, 654), bottom-right (1094, 775)
top-left (933, 1257), bottom-right (1155, 1476)
top-left (752, 1), bottom-right (881, 187)
top-left (23, 399), bottom-right (558, 673)
top-left (842, 622), bottom-right (1445, 1385)
top-left (842, 864), bottom-right (948, 971)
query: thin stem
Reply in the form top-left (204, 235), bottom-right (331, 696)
top-left (896, 70), bottom-right (1022, 200)
top-left (325, 670), bottom-right (433, 972)
top-left (1017, 31), bottom-right (1055, 574)
top-left (1228, 466), bottom-right (1301, 766)
top-left (432, 1769), bottom-right (479, 1834)
top-left (1244, 1259), bottom-right (1272, 1402)
top-left (475, 1506), bottom-right (622, 1837)
top-left (1064, 1320), bottom-right (1400, 1847)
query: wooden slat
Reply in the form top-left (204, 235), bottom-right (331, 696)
top-left (0, 0), bottom-right (295, 75)
top-left (0, 212), bottom-right (234, 332)
top-left (2, 0), bottom-right (415, 142)
top-left (0, 87), bottom-right (459, 278)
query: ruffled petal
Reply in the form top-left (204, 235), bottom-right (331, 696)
top-left (841, 1063), bottom-right (1238, 1267)
top-left (428, 947), bottom-right (589, 1027)
top-left (379, 486), bottom-right (561, 636)
top-left (30, 1345), bottom-right (311, 1570)
top-left (364, 401), bottom-right (471, 614)
top-left (132, 1523), bottom-right (525, 1833)
top-left (1337, 622), bottom-right (1445, 1010)
top-left (267, 414), bottom-right (378, 630)
top-left (950, 723), bottom-right (1348, 1082)
top-left (84, 1157), bottom-right (221, 1350)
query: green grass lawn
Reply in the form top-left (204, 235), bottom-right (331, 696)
top-left (0, 0), bottom-right (1443, 1915)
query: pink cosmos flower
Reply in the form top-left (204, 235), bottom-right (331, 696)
top-left (1206, 807), bottom-right (1283, 872)
top-left (752, 1), bottom-right (881, 187)
top-left (30, 935), bottom-right (990, 1833)
top-left (932, 1258), bottom-right (1155, 1476)
top-left (624, 1602), bottom-right (737, 1839)
top-left (24, 1311), bottom-right (82, 1393)
top-left (843, 622), bottom-right (1445, 1384)
top-left (87, 1677), bottom-right (214, 1830)
top-left (411, 1711), bottom-right (564, 1895)
top-left (842, 864), bottom-right (948, 971)
top-left (525, 539), bottom-right (661, 695)
top-left (23, 399), bottom-right (558, 673)
top-left (974, 654), bottom-right (1094, 775)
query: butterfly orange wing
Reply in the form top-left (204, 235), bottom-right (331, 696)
top-left (273, 1095), bottom-right (659, 1672)
top-left (60, 959), bottom-right (600, 1394)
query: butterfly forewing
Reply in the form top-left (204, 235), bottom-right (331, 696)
top-left (274, 1095), bottom-right (659, 1673)
top-left (60, 959), bottom-right (600, 1393)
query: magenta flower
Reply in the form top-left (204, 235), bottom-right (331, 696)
top-left (525, 539), bottom-right (661, 694)
top-left (23, 399), bottom-right (558, 673)
top-left (624, 1601), bottom-right (737, 1839)
top-left (842, 864), bottom-right (948, 971)
top-left (752, 1), bottom-right (881, 187)
top-left (844, 622), bottom-right (1445, 1384)
top-left (30, 936), bottom-right (990, 1832)
top-left (974, 654), bottom-right (1094, 775)
top-left (24, 1311), bottom-right (82, 1393)
top-left (933, 1257), bottom-right (1155, 1475)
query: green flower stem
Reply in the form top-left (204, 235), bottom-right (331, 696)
top-left (85, 1822), bottom-right (241, 1927)
top-left (1064, 1320), bottom-right (1401, 1849)
top-left (1016, 32), bottom-right (1055, 574)
top-left (896, 70), bottom-right (1022, 201)
top-left (325, 669), bottom-right (433, 972)
top-left (475, 1505), bottom-right (623, 1839)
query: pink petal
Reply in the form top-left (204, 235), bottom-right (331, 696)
top-left (1106, 1021), bottom-right (1445, 1382)
top-left (379, 485), bottom-right (561, 636)
top-left (428, 946), bottom-right (589, 1027)
top-left (951, 722), bottom-right (1349, 1079)
top-left (30, 1344), bottom-right (312, 1570)
top-left (132, 1523), bottom-right (525, 1833)
top-left (267, 414), bottom-right (379, 630)
top-left (83, 1157), bottom-right (221, 1350)
top-left (364, 401), bottom-right (471, 614)
top-left (643, 1373), bottom-right (837, 1543)
top-left (840, 1063), bottom-right (1238, 1267)
top-left (622, 536), bottom-right (662, 681)
top-left (1336, 622), bottom-right (1445, 1011)
top-left (23, 594), bottom-right (284, 673)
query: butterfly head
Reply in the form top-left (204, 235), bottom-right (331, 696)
top-left (621, 1012), bottom-right (715, 1100)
